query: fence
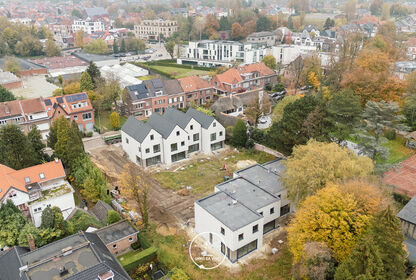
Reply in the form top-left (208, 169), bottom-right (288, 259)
top-left (253, 143), bottom-right (286, 158)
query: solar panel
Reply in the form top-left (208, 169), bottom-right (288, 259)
top-left (44, 99), bottom-right (52, 106)
top-left (57, 97), bottom-right (63, 104)
top-left (65, 93), bottom-right (87, 102)
top-left (151, 79), bottom-right (163, 89)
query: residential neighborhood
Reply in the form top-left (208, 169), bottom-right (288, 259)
top-left (1, 0), bottom-right (416, 279)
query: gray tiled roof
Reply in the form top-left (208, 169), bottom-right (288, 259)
top-left (121, 116), bottom-right (152, 143)
top-left (196, 191), bottom-right (261, 231)
top-left (95, 220), bottom-right (138, 245)
top-left (398, 196), bottom-right (416, 225)
top-left (72, 52), bottom-right (117, 63)
top-left (163, 79), bottom-right (184, 95)
top-left (91, 200), bottom-right (113, 222)
top-left (185, 108), bottom-right (214, 129)
top-left (146, 113), bottom-right (177, 139)
top-left (163, 108), bottom-right (192, 129)
top-left (0, 247), bottom-right (30, 280)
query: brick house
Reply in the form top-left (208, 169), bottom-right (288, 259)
top-left (44, 92), bottom-right (95, 132)
top-left (211, 62), bottom-right (278, 95)
top-left (94, 220), bottom-right (139, 255)
top-left (178, 75), bottom-right (214, 106)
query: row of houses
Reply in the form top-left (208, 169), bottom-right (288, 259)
top-left (121, 107), bottom-right (225, 167)
top-left (0, 92), bottom-right (94, 139)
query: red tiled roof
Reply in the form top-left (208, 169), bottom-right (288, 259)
top-left (408, 38), bottom-right (416, 47)
top-left (0, 100), bottom-right (22, 118)
top-left (237, 62), bottom-right (275, 76)
top-left (20, 98), bottom-right (45, 114)
top-left (0, 160), bottom-right (66, 199)
top-left (215, 68), bottom-right (243, 85)
top-left (44, 92), bottom-right (93, 118)
top-left (30, 55), bottom-right (88, 70)
top-left (178, 75), bottom-right (210, 92)
top-left (383, 154), bottom-right (416, 196)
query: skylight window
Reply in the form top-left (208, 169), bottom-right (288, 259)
top-left (24, 177), bottom-right (30, 184)
top-left (39, 173), bottom-right (45, 179)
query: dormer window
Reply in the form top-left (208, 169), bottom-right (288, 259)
top-left (39, 173), bottom-right (45, 179)
top-left (24, 177), bottom-right (30, 184)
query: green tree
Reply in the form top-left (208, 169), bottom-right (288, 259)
top-left (3, 56), bottom-right (20, 75)
top-left (84, 39), bottom-right (109, 54)
top-left (0, 124), bottom-right (38, 169)
top-left (80, 71), bottom-right (94, 92)
top-left (113, 39), bottom-right (119, 54)
top-left (370, 0), bottom-right (383, 16)
top-left (406, 70), bottom-right (416, 94)
top-left (219, 16), bottom-right (230, 30)
top-left (45, 39), bottom-right (61, 57)
top-left (171, 268), bottom-right (190, 280)
top-left (354, 101), bottom-right (407, 162)
top-left (110, 111), bottom-right (120, 129)
top-left (47, 122), bottom-right (58, 149)
top-left (256, 16), bottom-right (271, 32)
top-left (403, 94), bottom-right (416, 130)
top-left (0, 85), bottom-right (15, 102)
top-left (53, 117), bottom-right (70, 165)
top-left (0, 200), bottom-right (28, 247)
top-left (326, 90), bottom-right (362, 143)
top-left (28, 125), bottom-right (46, 162)
top-left (261, 54), bottom-right (276, 70)
top-left (166, 40), bottom-right (175, 58)
top-left (231, 119), bottom-right (248, 147)
top-left (268, 95), bottom-right (320, 154)
top-left (67, 121), bottom-right (84, 166)
top-left (283, 139), bottom-right (374, 205)
top-left (71, 9), bottom-right (83, 18)
top-left (334, 235), bottom-right (384, 280)
top-left (107, 210), bottom-right (121, 224)
top-left (15, 36), bottom-right (43, 57)
top-left (120, 38), bottom-right (126, 53)
top-left (323, 17), bottom-right (335, 29)
top-left (87, 61), bottom-right (101, 86)
top-left (96, 76), bottom-right (121, 109)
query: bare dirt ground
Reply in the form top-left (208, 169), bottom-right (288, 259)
top-left (88, 144), bottom-right (197, 234)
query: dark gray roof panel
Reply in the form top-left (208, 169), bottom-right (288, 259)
top-left (121, 116), bottom-right (152, 143)
top-left (398, 196), bottom-right (416, 225)
top-left (91, 200), bottom-right (113, 222)
top-left (146, 113), bottom-right (177, 139)
top-left (95, 220), bottom-right (138, 245)
top-left (185, 108), bottom-right (214, 129)
top-left (235, 164), bottom-right (285, 195)
top-left (163, 108), bottom-right (191, 129)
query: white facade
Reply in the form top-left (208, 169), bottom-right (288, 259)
top-left (134, 19), bottom-right (178, 41)
top-left (271, 44), bottom-right (317, 65)
top-left (201, 120), bottom-right (225, 154)
top-left (72, 20), bottom-right (105, 34)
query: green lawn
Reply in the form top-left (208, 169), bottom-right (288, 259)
top-left (95, 110), bottom-right (127, 132)
top-left (138, 75), bottom-right (158, 81)
top-left (153, 149), bottom-right (276, 197)
top-left (379, 136), bottom-right (415, 165)
top-left (150, 65), bottom-right (211, 79)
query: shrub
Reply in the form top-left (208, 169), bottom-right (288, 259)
top-left (139, 233), bottom-right (152, 249)
top-left (245, 138), bottom-right (255, 149)
top-left (85, 131), bottom-right (93, 137)
top-left (69, 210), bottom-right (105, 232)
top-left (250, 128), bottom-right (267, 144)
top-left (107, 210), bottom-right (121, 224)
top-left (119, 246), bottom-right (158, 271)
top-left (384, 129), bottom-right (396, 140)
top-left (131, 240), bottom-right (141, 250)
top-left (274, 83), bottom-right (285, 92)
top-left (231, 119), bottom-right (248, 147)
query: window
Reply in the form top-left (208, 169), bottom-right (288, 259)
top-left (153, 144), bottom-right (160, 153)
top-left (259, 212), bottom-right (263, 216)
top-left (150, 134), bottom-right (154, 140)
top-left (145, 148), bottom-right (150, 153)
top-left (24, 177), bottom-right (30, 184)
top-left (213, 122), bottom-right (216, 127)
top-left (270, 207), bottom-right (274, 214)
top-left (253, 224), bottom-right (258, 233)
top-left (221, 227), bottom-right (225, 235)
top-left (219, 131), bottom-right (223, 136)
top-left (280, 204), bottom-right (290, 216)
top-left (210, 133), bottom-right (216, 141)
top-left (190, 125), bottom-right (193, 130)
top-left (82, 112), bottom-right (92, 120)
top-left (126, 137), bottom-right (129, 144)
top-left (74, 115), bottom-right (78, 120)
top-left (39, 173), bottom-right (45, 179)
top-left (171, 143), bottom-right (178, 151)
top-left (181, 141), bottom-right (185, 146)
top-left (193, 133), bottom-right (199, 141)
top-left (113, 244), bottom-right (117, 249)
top-left (176, 131), bottom-right (180, 136)
top-left (238, 233), bottom-right (244, 241)
top-left (129, 237), bottom-right (133, 242)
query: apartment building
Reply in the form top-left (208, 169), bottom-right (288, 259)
top-left (121, 108), bottom-right (225, 167)
top-left (246, 31), bottom-right (277, 47)
top-left (178, 40), bottom-right (269, 67)
top-left (125, 77), bottom-right (214, 120)
top-left (0, 159), bottom-right (76, 227)
top-left (134, 19), bottom-right (178, 41)
top-left (271, 44), bottom-right (317, 66)
top-left (195, 159), bottom-right (291, 263)
top-left (211, 62), bottom-right (278, 95)
top-left (72, 20), bottom-right (105, 34)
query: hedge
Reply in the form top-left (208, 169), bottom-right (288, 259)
top-left (119, 246), bottom-right (158, 271)
top-left (138, 232), bottom-right (152, 249)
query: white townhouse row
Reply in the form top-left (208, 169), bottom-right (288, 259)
top-left (121, 108), bottom-right (225, 167)
top-left (195, 159), bottom-right (291, 263)
top-left (72, 20), bottom-right (105, 34)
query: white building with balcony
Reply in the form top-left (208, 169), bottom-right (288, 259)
top-left (178, 40), bottom-right (269, 67)
top-left (0, 159), bottom-right (75, 227)
top-left (194, 159), bottom-right (291, 262)
top-left (72, 20), bottom-right (105, 34)
top-left (121, 108), bottom-right (225, 167)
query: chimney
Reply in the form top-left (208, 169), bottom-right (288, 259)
top-left (54, 158), bottom-right (59, 163)
top-left (27, 234), bottom-right (36, 251)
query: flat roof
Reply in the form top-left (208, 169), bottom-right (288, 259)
top-left (196, 191), bottom-right (261, 231)
top-left (0, 71), bottom-right (20, 84)
top-left (216, 177), bottom-right (278, 211)
top-left (261, 159), bottom-right (286, 175)
top-left (235, 164), bottom-right (285, 195)
top-left (95, 220), bottom-right (138, 244)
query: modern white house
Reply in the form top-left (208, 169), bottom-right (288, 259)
top-left (178, 40), bottom-right (269, 67)
top-left (72, 20), bottom-right (105, 34)
top-left (194, 159), bottom-right (291, 263)
top-left (271, 44), bottom-right (317, 66)
top-left (121, 108), bottom-right (225, 167)
top-left (0, 159), bottom-right (76, 227)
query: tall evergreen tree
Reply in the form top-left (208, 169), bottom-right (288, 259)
top-left (27, 125), bottom-right (46, 162)
top-left (80, 71), bottom-right (94, 92)
top-left (0, 124), bottom-right (37, 169)
top-left (66, 120), bottom-right (84, 167)
top-left (232, 119), bottom-right (248, 147)
top-left (54, 117), bottom-right (70, 166)
top-left (335, 235), bottom-right (384, 280)
top-left (86, 61), bottom-right (101, 86)
top-left (120, 38), bottom-right (126, 53)
top-left (47, 122), bottom-right (58, 149)
top-left (369, 207), bottom-right (407, 280)
top-left (113, 39), bottom-right (118, 53)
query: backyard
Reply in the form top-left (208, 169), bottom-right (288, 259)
top-left (153, 149), bottom-right (276, 197)
top-left (149, 65), bottom-right (211, 79)
top-left (379, 136), bottom-right (415, 165)
top-left (95, 110), bottom-right (128, 133)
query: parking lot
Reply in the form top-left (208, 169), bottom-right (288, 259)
top-left (119, 43), bottom-right (171, 63)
